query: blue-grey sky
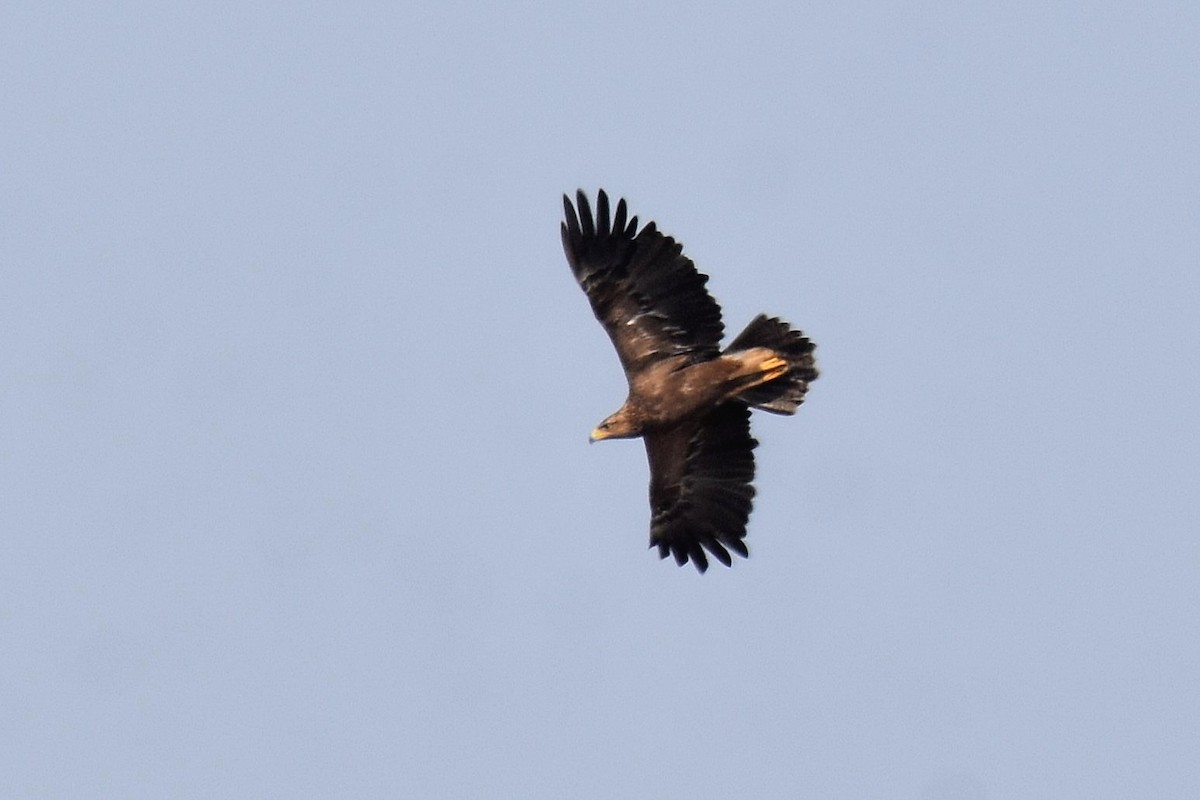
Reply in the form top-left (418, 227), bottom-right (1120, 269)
top-left (3, 3), bottom-right (1197, 798)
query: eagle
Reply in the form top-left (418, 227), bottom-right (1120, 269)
top-left (561, 189), bottom-right (818, 572)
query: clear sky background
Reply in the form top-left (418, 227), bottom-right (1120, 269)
top-left (3, 3), bottom-right (1197, 798)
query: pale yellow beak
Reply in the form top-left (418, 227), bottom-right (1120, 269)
top-left (589, 428), bottom-right (611, 444)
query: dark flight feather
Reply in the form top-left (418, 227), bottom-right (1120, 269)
top-left (561, 190), bottom-right (723, 374)
top-left (646, 403), bottom-right (758, 572)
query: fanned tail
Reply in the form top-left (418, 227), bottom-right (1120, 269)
top-left (724, 314), bottom-right (818, 415)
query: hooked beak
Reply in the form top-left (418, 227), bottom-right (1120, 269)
top-left (589, 428), bottom-right (610, 444)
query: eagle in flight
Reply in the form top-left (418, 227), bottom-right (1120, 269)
top-left (561, 189), bottom-right (818, 572)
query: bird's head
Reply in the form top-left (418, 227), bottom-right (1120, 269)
top-left (589, 408), bottom-right (641, 443)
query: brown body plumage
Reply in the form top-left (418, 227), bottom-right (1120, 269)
top-left (561, 190), bottom-right (818, 572)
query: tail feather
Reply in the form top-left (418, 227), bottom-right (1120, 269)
top-left (724, 314), bottom-right (818, 415)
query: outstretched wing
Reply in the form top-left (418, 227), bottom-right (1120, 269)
top-left (644, 403), bottom-right (758, 572)
top-left (561, 189), bottom-right (724, 376)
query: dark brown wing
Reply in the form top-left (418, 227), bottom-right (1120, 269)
top-left (644, 403), bottom-right (758, 572)
top-left (561, 189), bottom-right (724, 376)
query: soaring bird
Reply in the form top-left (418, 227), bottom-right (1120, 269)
top-left (561, 189), bottom-right (818, 572)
